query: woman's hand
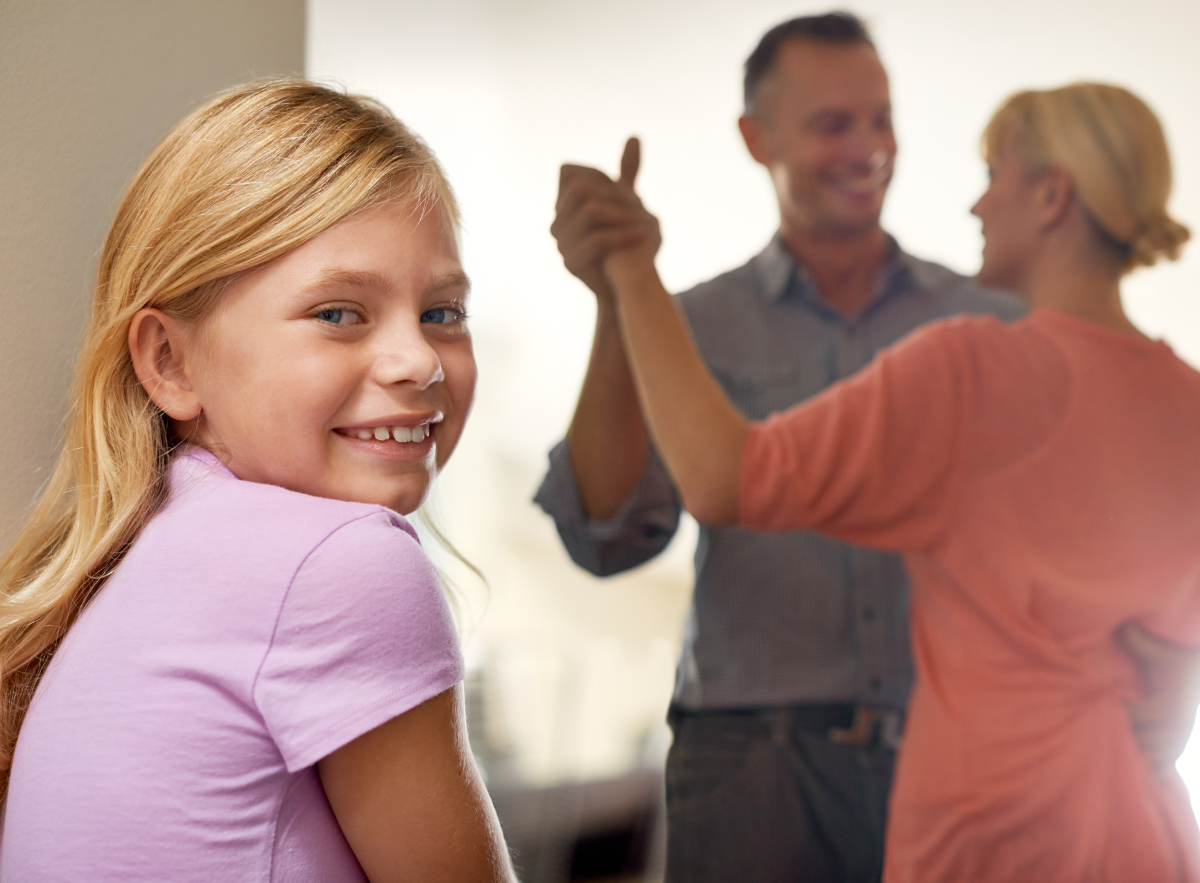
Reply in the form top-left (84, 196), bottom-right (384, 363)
top-left (317, 685), bottom-right (515, 883)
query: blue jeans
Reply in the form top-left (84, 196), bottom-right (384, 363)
top-left (665, 704), bottom-right (896, 883)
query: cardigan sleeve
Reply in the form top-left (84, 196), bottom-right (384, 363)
top-left (738, 318), bottom-right (975, 552)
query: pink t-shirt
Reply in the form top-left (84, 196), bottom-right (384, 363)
top-left (2, 447), bottom-right (464, 881)
top-left (740, 309), bottom-right (1200, 883)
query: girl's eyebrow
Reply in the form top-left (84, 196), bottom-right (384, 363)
top-left (301, 268), bottom-right (471, 297)
top-left (303, 267), bottom-right (392, 296)
top-left (430, 271), bottom-right (471, 296)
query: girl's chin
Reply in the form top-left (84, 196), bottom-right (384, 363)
top-left (317, 474), bottom-right (433, 515)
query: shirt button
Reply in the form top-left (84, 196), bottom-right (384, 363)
top-left (869, 677), bottom-right (882, 691)
top-left (862, 607), bottom-right (876, 622)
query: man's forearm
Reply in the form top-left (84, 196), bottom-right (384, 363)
top-left (566, 299), bottom-right (652, 520)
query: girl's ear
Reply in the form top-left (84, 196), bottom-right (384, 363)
top-left (128, 309), bottom-right (203, 421)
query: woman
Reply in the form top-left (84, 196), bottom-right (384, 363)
top-left (571, 84), bottom-right (1198, 881)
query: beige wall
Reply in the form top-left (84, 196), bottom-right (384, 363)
top-left (0, 0), bottom-right (304, 543)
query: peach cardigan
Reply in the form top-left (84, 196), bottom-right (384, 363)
top-left (741, 309), bottom-right (1200, 882)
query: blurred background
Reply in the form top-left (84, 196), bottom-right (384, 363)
top-left (306, 3), bottom-right (1200, 879)
top-left (2, 2), bottom-right (1199, 881)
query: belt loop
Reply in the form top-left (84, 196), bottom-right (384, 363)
top-left (828, 706), bottom-right (905, 748)
top-left (829, 706), bottom-right (879, 746)
top-left (880, 710), bottom-right (904, 749)
top-left (768, 708), bottom-right (790, 747)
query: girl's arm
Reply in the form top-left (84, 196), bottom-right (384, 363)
top-left (318, 684), bottom-right (515, 883)
top-left (600, 243), bottom-right (748, 526)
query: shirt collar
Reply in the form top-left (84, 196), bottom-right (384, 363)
top-left (754, 231), bottom-right (916, 319)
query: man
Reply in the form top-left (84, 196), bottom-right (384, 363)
top-left (535, 12), bottom-right (1195, 883)
top-left (537, 14), bottom-right (1018, 880)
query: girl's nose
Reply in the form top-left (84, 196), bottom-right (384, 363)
top-left (373, 326), bottom-right (444, 389)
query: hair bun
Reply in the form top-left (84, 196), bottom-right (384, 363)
top-left (1127, 213), bottom-right (1191, 270)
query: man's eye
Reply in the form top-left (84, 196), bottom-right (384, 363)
top-left (315, 308), bottom-right (361, 326)
top-left (421, 307), bottom-right (464, 325)
top-left (820, 121), bottom-right (849, 136)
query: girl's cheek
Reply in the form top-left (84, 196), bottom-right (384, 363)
top-left (443, 342), bottom-right (477, 403)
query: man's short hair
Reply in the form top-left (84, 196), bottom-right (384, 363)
top-left (743, 11), bottom-right (875, 113)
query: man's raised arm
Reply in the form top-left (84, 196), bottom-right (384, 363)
top-left (553, 141), bottom-right (658, 520)
top-left (559, 140), bottom-right (748, 525)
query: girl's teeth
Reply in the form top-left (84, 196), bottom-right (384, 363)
top-left (350, 423), bottom-right (430, 442)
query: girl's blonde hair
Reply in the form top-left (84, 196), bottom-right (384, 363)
top-left (983, 82), bottom-right (1190, 272)
top-left (0, 79), bottom-right (458, 799)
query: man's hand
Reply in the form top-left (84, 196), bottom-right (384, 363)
top-left (551, 137), bottom-right (660, 303)
top-left (1119, 621), bottom-right (1200, 777)
top-left (557, 139), bottom-right (661, 521)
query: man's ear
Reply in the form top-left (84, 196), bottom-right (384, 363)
top-left (128, 308), bottom-right (203, 421)
top-left (738, 113), bottom-right (773, 167)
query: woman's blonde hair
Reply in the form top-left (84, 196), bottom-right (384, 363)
top-left (983, 82), bottom-right (1190, 272)
top-left (0, 79), bottom-right (458, 799)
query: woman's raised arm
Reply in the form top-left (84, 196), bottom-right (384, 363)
top-left (600, 243), bottom-right (747, 525)
top-left (559, 143), bottom-right (747, 525)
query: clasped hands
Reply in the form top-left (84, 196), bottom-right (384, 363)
top-left (551, 137), bottom-right (663, 305)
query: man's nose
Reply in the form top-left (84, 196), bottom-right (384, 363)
top-left (846, 124), bottom-right (894, 165)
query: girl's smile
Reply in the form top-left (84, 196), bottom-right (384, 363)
top-left (332, 415), bottom-right (441, 458)
top-left (131, 197), bottom-right (476, 514)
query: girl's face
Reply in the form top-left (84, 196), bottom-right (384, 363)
top-left (179, 199), bottom-right (475, 514)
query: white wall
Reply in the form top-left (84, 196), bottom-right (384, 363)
top-left (0, 0), bottom-right (305, 543)
top-left (309, 0), bottom-right (1200, 786)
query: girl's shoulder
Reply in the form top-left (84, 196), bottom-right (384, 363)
top-left (155, 446), bottom-right (423, 582)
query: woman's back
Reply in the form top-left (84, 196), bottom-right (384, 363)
top-left (739, 309), bottom-right (1200, 881)
top-left (3, 449), bottom-right (463, 881)
top-left (896, 310), bottom-right (1200, 882)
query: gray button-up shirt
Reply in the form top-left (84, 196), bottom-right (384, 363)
top-left (534, 235), bottom-right (1025, 712)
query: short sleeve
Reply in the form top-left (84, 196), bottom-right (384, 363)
top-left (254, 512), bottom-right (464, 772)
top-left (738, 319), bottom-right (973, 551)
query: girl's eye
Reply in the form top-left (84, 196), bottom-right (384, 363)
top-left (314, 308), bottom-right (362, 326)
top-left (421, 307), bottom-right (465, 326)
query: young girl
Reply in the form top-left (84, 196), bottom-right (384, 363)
top-left (561, 83), bottom-right (1199, 881)
top-left (0, 80), bottom-right (514, 882)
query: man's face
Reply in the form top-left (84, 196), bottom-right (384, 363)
top-left (741, 40), bottom-right (895, 237)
